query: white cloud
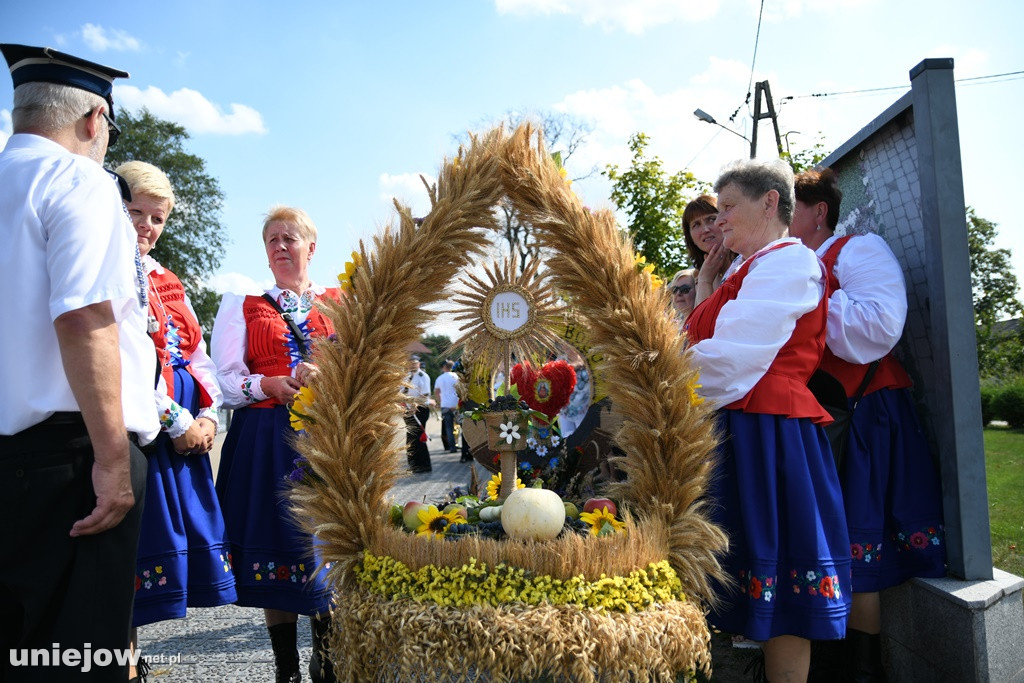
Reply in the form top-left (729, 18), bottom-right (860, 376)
top-left (552, 58), bottom-right (753, 201)
top-left (80, 24), bottom-right (142, 52)
top-left (495, 0), bottom-right (721, 33)
top-left (206, 272), bottom-right (271, 296)
top-left (114, 85), bottom-right (268, 135)
top-left (0, 110), bottom-right (11, 149)
top-left (378, 172), bottom-right (435, 217)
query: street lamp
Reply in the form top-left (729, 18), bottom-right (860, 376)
top-left (693, 108), bottom-right (752, 150)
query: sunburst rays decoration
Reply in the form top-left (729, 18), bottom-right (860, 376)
top-left (449, 253), bottom-right (564, 373)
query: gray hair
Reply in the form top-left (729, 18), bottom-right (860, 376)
top-left (12, 82), bottom-right (106, 134)
top-left (713, 158), bottom-right (796, 227)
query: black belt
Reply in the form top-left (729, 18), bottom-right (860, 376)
top-left (1, 412), bottom-right (145, 449)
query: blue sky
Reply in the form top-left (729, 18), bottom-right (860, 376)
top-left (3, 1), bottom-right (1023, 332)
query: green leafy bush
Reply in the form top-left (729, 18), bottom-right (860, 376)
top-left (992, 379), bottom-right (1024, 428)
top-left (979, 384), bottom-right (998, 426)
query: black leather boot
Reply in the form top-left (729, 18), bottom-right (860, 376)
top-left (844, 629), bottom-right (887, 683)
top-left (309, 615), bottom-right (336, 682)
top-left (268, 622), bottom-right (301, 683)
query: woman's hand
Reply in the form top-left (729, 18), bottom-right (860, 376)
top-left (702, 242), bottom-right (730, 279)
top-left (172, 421), bottom-right (207, 455)
top-left (294, 361), bottom-right (320, 387)
top-left (195, 417), bottom-right (217, 452)
top-left (260, 375), bottom-right (303, 402)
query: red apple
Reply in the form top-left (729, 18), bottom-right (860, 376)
top-left (583, 497), bottom-right (617, 516)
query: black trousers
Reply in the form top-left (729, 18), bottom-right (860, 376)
top-left (0, 415), bottom-right (147, 682)
top-left (404, 406), bottom-right (431, 471)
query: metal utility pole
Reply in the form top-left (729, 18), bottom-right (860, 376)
top-left (750, 80), bottom-right (783, 158)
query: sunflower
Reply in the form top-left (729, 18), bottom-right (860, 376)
top-left (579, 507), bottom-right (627, 536)
top-left (486, 473), bottom-right (525, 501)
top-left (416, 505), bottom-right (466, 538)
top-left (289, 386), bottom-right (316, 431)
top-left (337, 250), bottom-right (363, 293)
top-left (633, 252), bottom-right (664, 289)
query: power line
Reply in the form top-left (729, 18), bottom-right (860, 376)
top-left (729, 0), bottom-right (765, 123)
top-left (782, 69), bottom-right (1024, 101)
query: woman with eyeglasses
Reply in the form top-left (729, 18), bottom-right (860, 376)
top-left (212, 206), bottom-right (340, 683)
top-left (116, 161), bottom-right (237, 683)
top-left (791, 168), bottom-right (945, 680)
top-left (669, 268), bottom-right (697, 325)
top-left (682, 194), bottom-right (735, 305)
top-left (687, 158), bottom-right (851, 683)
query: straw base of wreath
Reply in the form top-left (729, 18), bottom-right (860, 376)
top-left (325, 588), bottom-right (711, 682)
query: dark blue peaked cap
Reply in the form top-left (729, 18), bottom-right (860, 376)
top-left (1, 43), bottom-right (129, 118)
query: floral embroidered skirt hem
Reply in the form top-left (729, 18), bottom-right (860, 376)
top-left (215, 405), bottom-right (332, 616)
top-left (842, 388), bottom-right (947, 593)
top-left (134, 368), bottom-right (237, 628)
top-left (707, 410), bottom-right (852, 642)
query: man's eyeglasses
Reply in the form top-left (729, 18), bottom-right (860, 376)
top-left (672, 284), bottom-right (695, 296)
top-left (84, 108), bottom-right (121, 147)
top-left (101, 110), bottom-right (121, 147)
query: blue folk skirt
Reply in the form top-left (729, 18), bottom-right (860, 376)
top-left (841, 387), bottom-right (946, 592)
top-left (133, 366), bottom-right (236, 627)
top-left (215, 405), bottom-right (331, 615)
top-left (707, 410), bottom-right (852, 641)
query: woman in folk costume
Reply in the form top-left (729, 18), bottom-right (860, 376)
top-left (685, 158), bottom-right (851, 683)
top-left (115, 161), bottom-right (236, 682)
top-left (791, 168), bottom-right (945, 681)
top-left (212, 206), bottom-right (340, 683)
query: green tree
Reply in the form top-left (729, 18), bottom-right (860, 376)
top-left (419, 334), bottom-right (454, 380)
top-left (604, 132), bottom-right (707, 277)
top-left (967, 207), bottom-right (1024, 377)
top-left (781, 134), bottom-right (828, 174)
top-left (105, 108), bottom-right (226, 334)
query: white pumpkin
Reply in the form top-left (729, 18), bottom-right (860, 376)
top-left (500, 488), bottom-right (566, 541)
top-left (478, 505), bottom-right (503, 523)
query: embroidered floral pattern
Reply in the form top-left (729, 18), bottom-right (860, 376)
top-left (135, 564), bottom-right (169, 592)
top-left (241, 377), bottom-right (260, 404)
top-left (159, 402), bottom-right (183, 431)
top-left (850, 542), bottom-right (882, 564)
top-left (789, 568), bottom-right (843, 600)
top-left (251, 561), bottom-right (311, 584)
top-left (892, 525), bottom-right (944, 552)
top-left (737, 569), bottom-right (776, 602)
top-left (279, 289), bottom-right (316, 315)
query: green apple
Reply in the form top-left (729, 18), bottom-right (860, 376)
top-left (563, 501), bottom-right (579, 520)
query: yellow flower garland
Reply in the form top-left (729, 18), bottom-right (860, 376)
top-left (354, 552), bottom-right (685, 613)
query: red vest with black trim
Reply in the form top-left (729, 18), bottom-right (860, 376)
top-left (243, 288), bottom-right (341, 408)
top-left (687, 242), bottom-right (832, 423)
top-left (147, 267), bottom-right (213, 409)
top-left (819, 236), bottom-right (912, 397)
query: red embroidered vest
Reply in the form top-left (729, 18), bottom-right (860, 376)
top-left (243, 288), bottom-right (341, 408)
top-left (147, 267), bottom-right (212, 409)
top-left (819, 236), bottom-right (911, 397)
top-left (687, 243), bottom-right (831, 423)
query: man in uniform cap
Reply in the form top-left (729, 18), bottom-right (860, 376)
top-left (0, 44), bottom-right (157, 682)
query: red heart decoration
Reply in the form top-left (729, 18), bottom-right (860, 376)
top-left (512, 360), bottom-right (577, 419)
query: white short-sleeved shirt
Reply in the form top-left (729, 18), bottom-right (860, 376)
top-left (434, 371), bottom-right (459, 409)
top-left (0, 134), bottom-right (159, 442)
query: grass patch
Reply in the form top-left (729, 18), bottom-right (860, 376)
top-left (984, 426), bottom-right (1024, 577)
